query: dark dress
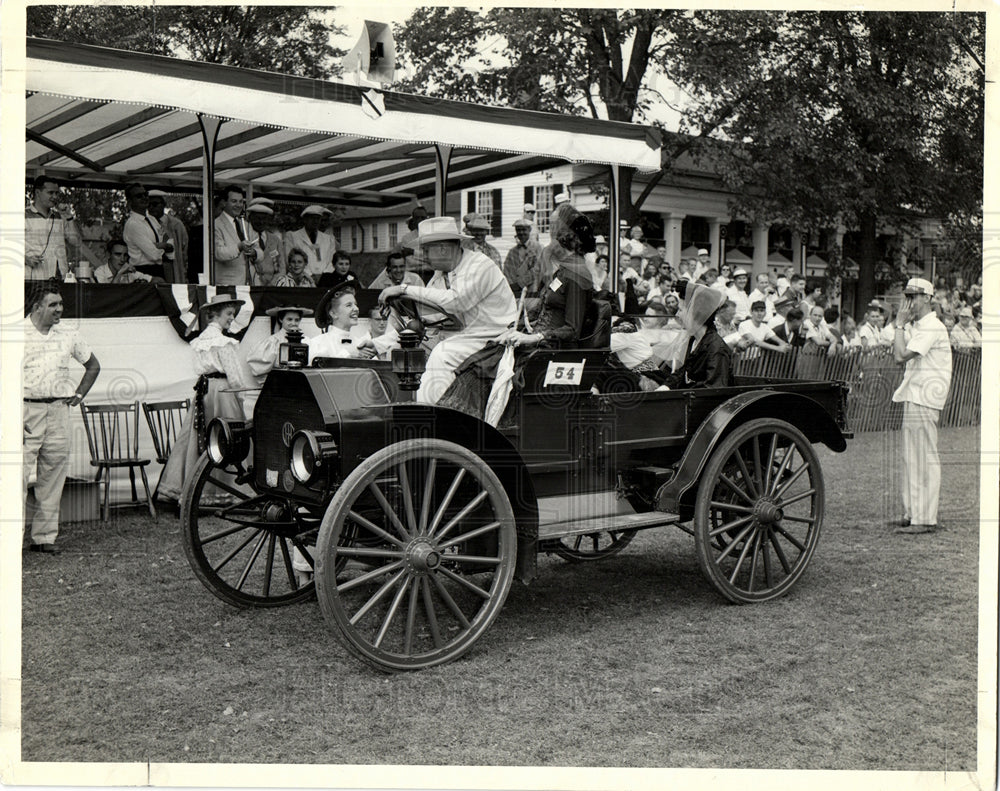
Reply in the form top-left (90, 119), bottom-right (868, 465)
top-left (661, 326), bottom-right (735, 389)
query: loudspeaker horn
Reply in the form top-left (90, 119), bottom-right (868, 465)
top-left (342, 20), bottom-right (396, 86)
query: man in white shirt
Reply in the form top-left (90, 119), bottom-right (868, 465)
top-left (25, 175), bottom-right (86, 281)
top-left (93, 239), bottom-right (154, 284)
top-left (368, 251), bottom-right (424, 290)
top-left (890, 278), bottom-right (952, 534)
top-left (147, 189), bottom-right (188, 282)
top-left (283, 205), bottom-right (336, 282)
top-left (727, 268), bottom-right (752, 322)
top-left (123, 183), bottom-right (172, 279)
top-left (23, 282), bottom-right (101, 553)
top-left (377, 217), bottom-right (517, 404)
top-left (748, 273), bottom-right (777, 319)
top-left (737, 300), bottom-right (789, 356)
top-left (950, 307), bottom-right (981, 348)
top-left (213, 184), bottom-right (257, 285)
top-left (856, 301), bottom-right (887, 348)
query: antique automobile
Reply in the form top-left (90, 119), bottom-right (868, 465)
top-left (181, 296), bottom-right (850, 672)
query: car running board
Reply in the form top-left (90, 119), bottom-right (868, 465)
top-left (538, 510), bottom-right (680, 541)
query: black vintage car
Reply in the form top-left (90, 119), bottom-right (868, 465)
top-left (182, 305), bottom-right (849, 672)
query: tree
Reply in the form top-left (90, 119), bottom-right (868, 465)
top-left (27, 5), bottom-right (345, 78)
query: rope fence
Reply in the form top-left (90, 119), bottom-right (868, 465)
top-left (733, 345), bottom-right (981, 431)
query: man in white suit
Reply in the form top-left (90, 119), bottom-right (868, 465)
top-left (213, 184), bottom-right (256, 285)
top-left (283, 205), bottom-right (336, 281)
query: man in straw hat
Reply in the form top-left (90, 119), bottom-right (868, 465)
top-left (888, 277), bottom-right (952, 535)
top-left (377, 217), bottom-right (517, 404)
top-left (950, 306), bottom-right (981, 348)
top-left (246, 202), bottom-right (284, 286)
top-left (283, 205), bottom-right (336, 282)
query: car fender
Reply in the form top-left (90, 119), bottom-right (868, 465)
top-left (656, 389), bottom-right (847, 516)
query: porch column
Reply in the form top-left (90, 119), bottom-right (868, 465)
top-left (791, 231), bottom-right (802, 272)
top-left (662, 212), bottom-right (685, 269)
top-left (751, 221), bottom-right (770, 278)
top-left (433, 144), bottom-right (453, 218)
top-left (198, 114), bottom-right (224, 284)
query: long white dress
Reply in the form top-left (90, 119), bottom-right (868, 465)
top-left (158, 324), bottom-right (248, 502)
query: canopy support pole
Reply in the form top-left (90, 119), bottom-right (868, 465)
top-left (433, 144), bottom-right (453, 217)
top-left (198, 115), bottom-right (223, 284)
top-left (609, 164), bottom-right (621, 298)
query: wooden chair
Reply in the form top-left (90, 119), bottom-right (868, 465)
top-left (80, 401), bottom-right (156, 521)
top-left (142, 398), bottom-right (191, 502)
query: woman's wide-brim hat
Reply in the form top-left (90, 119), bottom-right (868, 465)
top-left (199, 293), bottom-right (245, 314)
top-left (418, 216), bottom-right (471, 245)
top-left (314, 284), bottom-right (356, 329)
top-left (265, 305), bottom-right (313, 318)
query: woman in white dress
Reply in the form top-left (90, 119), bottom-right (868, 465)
top-left (158, 294), bottom-right (250, 503)
top-left (306, 285), bottom-right (377, 364)
top-left (247, 305), bottom-right (313, 379)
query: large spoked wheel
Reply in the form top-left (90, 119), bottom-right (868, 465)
top-left (694, 418), bottom-right (824, 603)
top-left (315, 439), bottom-right (517, 672)
top-left (182, 454), bottom-right (319, 607)
top-left (548, 529), bottom-right (637, 562)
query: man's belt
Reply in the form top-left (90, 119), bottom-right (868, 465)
top-left (24, 397), bottom-right (68, 403)
top-left (203, 372), bottom-right (227, 379)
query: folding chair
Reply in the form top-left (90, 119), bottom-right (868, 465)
top-left (79, 401), bottom-right (156, 520)
top-left (142, 398), bottom-right (191, 502)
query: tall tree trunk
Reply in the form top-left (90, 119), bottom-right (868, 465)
top-left (618, 166), bottom-right (637, 225)
top-left (857, 210), bottom-right (879, 315)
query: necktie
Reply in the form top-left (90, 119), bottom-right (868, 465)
top-left (234, 217), bottom-right (246, 241)
top-left (145, 217), bottom-right (160, 242)
top-left (443, 272), bottom-right (451, 289)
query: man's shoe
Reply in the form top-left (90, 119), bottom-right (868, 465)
top-left (887, 518), bottom-right (911, 528)
top-left (894, 523), bottom-right (938, 535)
top-left (28, 543), bottom-right (60, 554)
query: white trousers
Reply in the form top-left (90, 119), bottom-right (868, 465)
top-left (416, 335), bottom-right (491, 405)
top-left (23, 401), bottom-right (70, 546)
top-left (900, 401), bottom-right (941, 525)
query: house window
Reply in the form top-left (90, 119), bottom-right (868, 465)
top-left (332, 227), bottom-right (342, 247)
top-left (533, 186), bottom-right (554, 233)
top-left (388, 221), bottom-right (398, 249)
top-left (472, 188), bottom-right (503, 236)
top-left (371, 223), bottom-right (380, 250)
top-left (350, 225), bottom-right (358, 251)
top-left (475, 190), bottom-right (494, 227)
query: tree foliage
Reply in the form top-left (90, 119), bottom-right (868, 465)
top-left (27, 5), bottom-right (345, 78)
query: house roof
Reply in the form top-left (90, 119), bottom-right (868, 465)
top-left (26, 38), bottom-right (662, 209)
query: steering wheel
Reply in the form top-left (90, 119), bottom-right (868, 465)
top-left (384, 294), bottom-right (464, 332)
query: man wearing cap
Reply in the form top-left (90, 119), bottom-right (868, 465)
top-left (748, 273), bottom-right (778, 319)
top-left (466, 215), bottom-right (501, 267)
top-left (521, 203), bottom-right (540, 244)
top-left (554, 192), bottom-right (570, 207)
top-left (147, 189), bottom-right (188, 282)
top-left (283, 205), bottom-right (336, 281)
top-left (123, 182), bottom-right (174, 279)
top-left (23, 281), bottom-right (101, 553)
top-left (950, 307), bottom-right (981, 349)
top-left (857, 301), bottom-right (887, 348)
top-left (503, 219), bottom-right (543, 294)
top-left (889, 277), bottom-right (952, 535)
top-left (377, 217), bottom-right (517, 404)
top-left (246, 203), bottom-right (284, 286)
top-left (368, 251), bottom-right (423, 290)
top-left (213, 184), bottom-right (257, 285)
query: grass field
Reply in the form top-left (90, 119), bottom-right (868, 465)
top-left (19, 426), bottom-right (981, 771)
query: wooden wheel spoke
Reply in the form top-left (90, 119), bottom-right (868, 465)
top-left (204, 475), bottom-right (254, 501)
top-left (421, 576), bottom-right (443, 648)
top-left (349, 568), bottom-right (408, 626)
top-left (430, 574), bottom-right (472, 629)
top-left (199, 522), bottom-right (252, 546)
top-left (428, 467), bottom-right (467, 536)
top-left (761, 530), bottom-right (774, 588)
top-left (572, 535), bottom-right (584, 551)
top-left (418, 458), bottom-right (437, 535)
top-left (726, 528), bottom-right (757, 583)
top-left (404, 578), bottom-right (420, 654)
top-left (262, 534), bottom-right (276, 597)
top-left (779, 488), bottom-right (816, 508)
top-left (277, 536), bottom-right (299, 589)
top-left (746, 530), bottom-right (763, 591)
top-left (335, 546), bottom-right (405, 560)
top-left (774, 462), bottom-right (809, 499)
top-left (750, 437), bottom-right (765, 498)
top-left (767, 445), bottom-right (795, 496)
top-left (235, 530), bottom-right (269, 591)
top-left (769, 530), bottom-right (793, 573)
top-left (397, 462), bottom-right (419, 534)
top-left (714, 522), bottom-right (756, 562)
top-left (733, 452), bottom-right (759, 499)
top-left (436, 520), bottom-right (501, 550)
top-left (347, 509), bottom-right (406, 548)
top-left (438, 566), bottom-right (492, 599)
top-left (373, 573), bottom-right (413, 648)
top-left (367, 481), bottom-right (412, 542)
top-left (708, 514), bottom-right (755, 538)
top-left (431, 489), bottom-right (489, 543)
top-left (211, 528), bottom-right (262, 574)
top-left (338, 560), bottom-right (406, 593)
top-left (772, 524), bottom-right (808, 551)
top-left (719, 473), bottom-right (756, 505)
top-left (710, 500), bottom-right (755, 515)
top-left (780, 514), bottom-right (816, 526)
top-left (763, 434), bottom-right (779, 493)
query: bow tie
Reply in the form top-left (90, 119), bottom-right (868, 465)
top-left (341, 338), bottom-right (353, 344)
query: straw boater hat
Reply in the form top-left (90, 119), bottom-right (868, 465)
top-left (199, 293), bottom-right (245, 314)
top-left (554, 192), bottom-right (570, 205)
top-left (697, 248), bottom-right (710, 256)
top-left (300, 204), bottom-right (327, 217)
top-left (902, 277), bottom-right (934, 297)
top-left (147, 189), bottom-right (168, 198)
top-left (246, 203), bottom-right (273, 215)
top-left (248, 196), bottom-right (274, 208)
top-left (264, 305), bottom-right (313, 318)
top-left (314, 284), bottom-right (357, 330)
top-left (418, 217), bottom-right (470, 245)
top-left (732, 268), bottom-right (749, 278)
top-left (522, 203), bottom-right (536, 213)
